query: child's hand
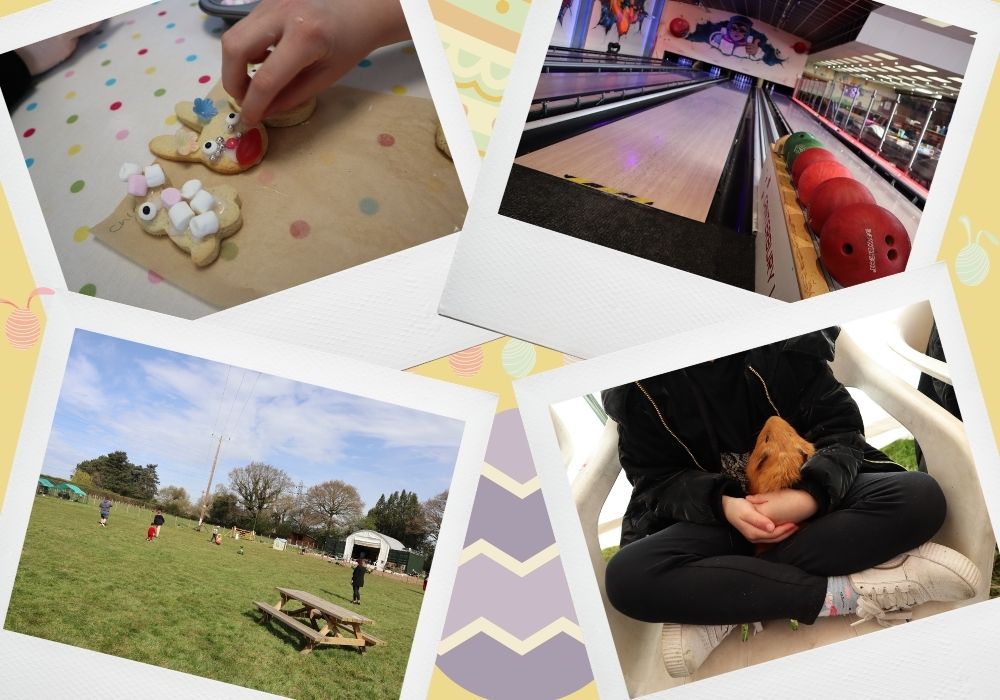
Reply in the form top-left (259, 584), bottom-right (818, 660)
top-left (722, 495), bottom-right (798, 544)
top-left (746, 489), bottom-right (817, 526)
top-left (16, 22), bottom-right (101, 76)
top-left (221, 0), bottom-right (410, 126)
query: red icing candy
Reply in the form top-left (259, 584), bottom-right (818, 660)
top-left (225, 137), bottom-right (239, 150)
top-left (236, 127), bottom-right (263, 166)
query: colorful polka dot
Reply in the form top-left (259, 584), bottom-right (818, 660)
top-left (146, 66), bottom-right (157, 75)
top-left (391, 85), bottom-right (406, 95)
top-left (158, 10), bottom-right (167, 16)
top-left (110, 101), bottom-right (122, 111)
top-left (26, 102), bottom-right (37, 111)
top-left (79, 283), bottom-right (97, 296)
top-left (257, 169), bottom-right (275, 186)
top-left (211, 26), bottom-right (223, 35)
top-left (23, 127), bottom-right (35, 138)
top-left (166, 22), bottom-right (175, 29)
top-left (289, 220), bottom-right (311, 239)
top-left (138, 48), bottom-right (148, 56)
top-left (105, 78), bottom-right (117, 86)
top-left (67, 144), bottom-right (81, 156)
top-left (67, 114), bottom-right (78, 124)
top-left (25, 158), bottom-right (34, 168)
top-left (64, 70), bottom-right (75, 78)
top-left (401, 45), bottom-right (416, 55)
top-left (198, 75), bottom-right (211, 84)
top-left (154, 88), bottom-right (166, 97)
top-left (73, 226), bottom-right (90, 242)
top-left (98, 42), bottom-right (108, 49)
top-left (186, 54), bottom-right (197, 62)
top-left (65, 91), bottom-right (76, 99)
top-left (377, 133), bottom-right (396, 147)
top-left (359, 197), bottom-right (380, 215)
top-left (70, 180), bottom-right (85, 193)
top-left (165, 114), bottom-right (178, 125)
top-left (358, 59), bottom-right (372, 67)
top-left (147, 270), bottom-right (164, 284)
top-left (220, 241), bottom-right (239, 261)
top-left (496, 0), bottom-right (510, 12)
top-left (115, 129), bottom-right (129, 140)
top-left (132, 32), bottom-right (141, 40)
top-left (101, 59), bottom-right (111, 67)
top-left (175, 37), bottom-right (186, 44)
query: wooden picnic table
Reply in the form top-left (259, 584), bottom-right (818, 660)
top-left (254, 587), bottom-right (386, 654)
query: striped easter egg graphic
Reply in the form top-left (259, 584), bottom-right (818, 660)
top-left (1, 287), bottom-right (54, 349)
top-left (449, 345), bottom-right (485, 377)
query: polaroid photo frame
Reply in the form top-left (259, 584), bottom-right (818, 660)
top-left (440, 0), bottom-right (1000, 359)
top-left (0, 291), bottom-right (498, 699)
top-left (0, 0), bottom-right (480, 327)
top-left (513, 262), bottom-right (1000, 698)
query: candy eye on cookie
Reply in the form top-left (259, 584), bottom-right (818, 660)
top-left (202, 137), bottom-right (224, 161)
top-left (225, 111), bottom-right (241, 132)
top-left (136, 200), bottom-right (158, 221)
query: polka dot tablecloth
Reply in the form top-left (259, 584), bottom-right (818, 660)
top-left (12, 0), bottom-right (432, 319)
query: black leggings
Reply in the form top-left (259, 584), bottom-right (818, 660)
top-left (353, 585), bottom-right (361, 602)
top-left (605, 471), bottom-right (946, 626)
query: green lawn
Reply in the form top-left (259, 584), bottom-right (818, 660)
top-left (5, 497), bottom-right (425, 699)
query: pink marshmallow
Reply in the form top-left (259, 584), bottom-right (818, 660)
top-left (160, 187), bottom-right (182, 207)
top-left (127, 173), bottom-right (149, 197)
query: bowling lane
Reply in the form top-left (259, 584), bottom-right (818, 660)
top-left (516, 82), bottom-right (751, 222)
top-left (774, 95), bottom-right (922, 238)
top-left (534, 69), bottom-right (710, 100)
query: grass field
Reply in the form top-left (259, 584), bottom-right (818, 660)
top-left (5, 496), bottom-right (425, 699)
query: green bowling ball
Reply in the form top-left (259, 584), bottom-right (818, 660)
top-left (786, 136), bottom-right (825, 170)
top-left (783, 132), bottom-right (817, 163)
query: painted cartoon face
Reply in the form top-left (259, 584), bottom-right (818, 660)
top-left (727, 17), bottom-right (751, 42)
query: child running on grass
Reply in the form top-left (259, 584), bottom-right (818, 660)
top-left (98, 497), bottom-right (112, 527)
top-left (352, 558), bottom-right (368, 605)
top-left (146, 523), bottom-right (157, 542)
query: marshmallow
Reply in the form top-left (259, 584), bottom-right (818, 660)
top-left (143, 164), bottom-right (166, 188)
top-left (168, 201), bottom-right (195, 232)
top-left (119, 162), bottom-right (141, 181)
top-left (189, 211), bottom-right (220, 239)
top-left (180, 179), bottom-right (202, 200)
top-left (160, 187), bottom-right (182, 208)
top-left (127, 173), bottom-right (149, 197)
top-left (190, 189), bottom-right (217, 214)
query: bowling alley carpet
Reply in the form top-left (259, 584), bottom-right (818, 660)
top-left (500, 165), bottom-right (755, 290)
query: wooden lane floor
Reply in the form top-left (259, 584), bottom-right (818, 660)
top-left (515, 82), bottom-right (751, 223)
top-left (534, 69), bottom-right (709, 100)
top-left (773, 95), bottom-right (922, 238)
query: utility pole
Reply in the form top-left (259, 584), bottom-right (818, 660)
top-left (197, 434), bottom-right (225, 529)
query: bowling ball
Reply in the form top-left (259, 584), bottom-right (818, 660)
top-left (669, 17), bottom-right (690, 37)
top-left (782, 132), bottom-right (816, 162)
top-left (785, 136), bottom-right (824, 170)
top-left (793, 41), bottom-right (808, 54)
top-left (808, 178), bottom-right (875, 235)
top-left (791, 147), bottom-right (837, 184)
top-left (820, 203), bottom-right (910, 287)
top-left (798, 161), bottom-right (853, 206)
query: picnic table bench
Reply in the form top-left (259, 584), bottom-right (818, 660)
top-left (255, 587), bottom-right (387, 654)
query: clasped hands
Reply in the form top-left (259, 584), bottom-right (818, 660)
top-left (722, 489), bottom-right (818, 545)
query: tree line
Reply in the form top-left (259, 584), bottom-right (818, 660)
top-left (70, 454), bottom-right (447, 562)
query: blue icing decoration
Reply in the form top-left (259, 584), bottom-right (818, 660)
top-left (192, 97), bottom-right (217, 121)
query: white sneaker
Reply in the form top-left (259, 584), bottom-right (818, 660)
top-left (849, 542), bottom-right (981, 627)
top-left (661, 623), bottom-right (735, 678)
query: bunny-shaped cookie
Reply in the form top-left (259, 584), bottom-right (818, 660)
top-left (120, 162), bottom-right (243, 266)
top-left (150, 97), bottom-right (267, 174)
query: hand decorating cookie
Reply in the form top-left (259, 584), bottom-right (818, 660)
top-left (149, 97), bottom-right (267, 173)
top-left (120, 162), bottom-right (243, 266)
top-left (244, 60), bottom-right (317, 128)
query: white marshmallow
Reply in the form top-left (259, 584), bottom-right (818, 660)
top-left (168, 202), bottom-right (195, 233)
top-left (180, 179), bottom-right (203, 200)
top-left (119, 162), bottom-right (141, 181)
top-left (189, 211), bottom-right (220, 239)
top-left (190, 189), bottom-right (217, 214)
top-left (143, 164), bottom-right (166, 188)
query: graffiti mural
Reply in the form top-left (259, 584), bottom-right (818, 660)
top-left (686, 15), bottom-right (786, 66)
top-left (595, 0), bottom-right (649, 38)
top-left (558, 0), bottom-right (573, 25)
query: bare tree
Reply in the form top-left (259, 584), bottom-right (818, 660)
top-left (422, 490), bottom-right (448, 547)
top-left (227, 462), bottom-right (292, 525)
top-left (305, 480), bottom-right (364, 545)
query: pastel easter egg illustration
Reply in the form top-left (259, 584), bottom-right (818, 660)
top-left (449, 345), bottom-right (484, 377)
top-left (501, 338), bottom-right (537, 378)
top-left (1, 287), bottom-right (54, 349)
top-left (955, 216), bottom-right (998, 287)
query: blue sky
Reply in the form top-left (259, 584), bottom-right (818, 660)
top-left (42, 330), bottom-right (465, 509)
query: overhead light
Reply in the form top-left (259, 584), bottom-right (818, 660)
top-left (873, 53), bottom-right (898, 60)
top-left (912, 65), bottom-right (938, 72)
top-left (882, 67), bottom-right (899, 72)
top-left (930, 77), bottom-right (952, 83)
top-left (950, 77), bottom-right (964, 83)
top-left (970, 33), bottom-right (978, 39)
top-left (921, 17), bottom-right (952, 28)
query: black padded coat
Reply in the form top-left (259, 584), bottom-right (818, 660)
top-left (602, 328), bottom-right (904, 547)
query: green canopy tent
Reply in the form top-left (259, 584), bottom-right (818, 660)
top-left (54, 482), bottom-right (88, 503)
top-left (37, 478), bottom-right (55, 495)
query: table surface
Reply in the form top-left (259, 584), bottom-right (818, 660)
top-left (277, 587), bottom-right (371, 625)
top-left (12, 0), bottom-right (432, 319)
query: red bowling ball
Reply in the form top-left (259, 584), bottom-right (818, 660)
top-left (797, 160), bottom-right (853, 207)
top-left (820, 203), bottom-right (911, 287)
top-left (808, 178), bottom-right (876, 235)
top-left (791, 147), bottom-right (837, 185)
top-left (669, 17), bottom-right (690, 37)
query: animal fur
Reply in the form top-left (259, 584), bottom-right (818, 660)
top-left (746, 416), bottom-right (815, 495)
